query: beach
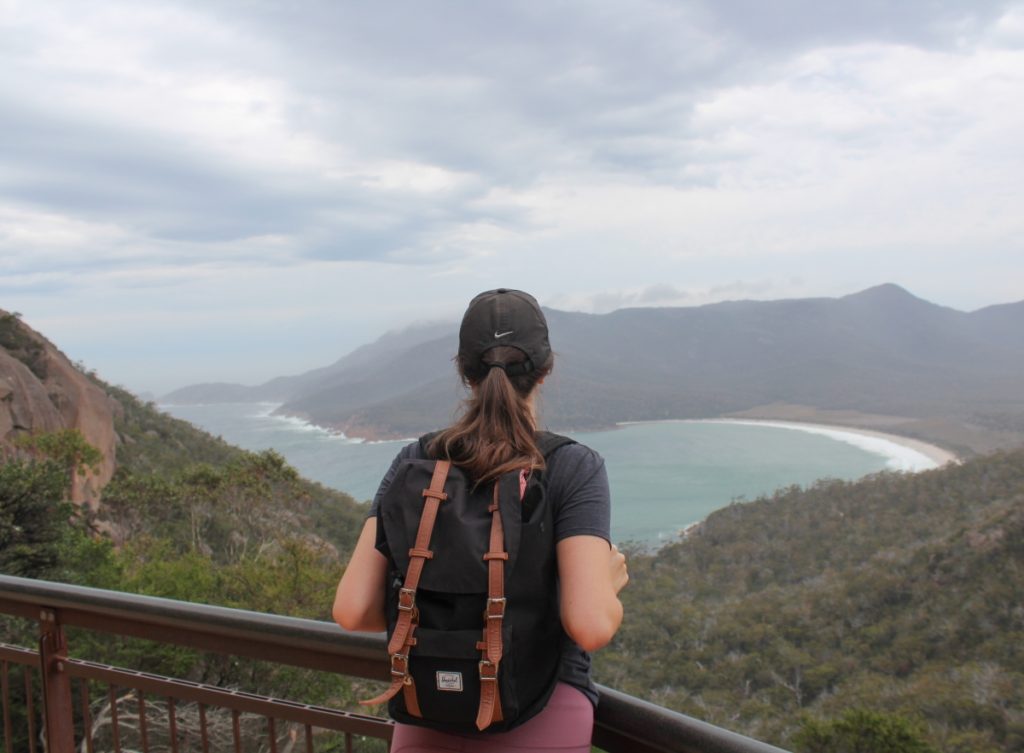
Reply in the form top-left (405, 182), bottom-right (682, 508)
top-left (701, 419), bottom-right (959, 471)
top-left (615, 417), bottom-right (959, 472)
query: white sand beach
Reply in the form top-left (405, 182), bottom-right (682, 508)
top-left (701, 419), bottom-right (959, 471)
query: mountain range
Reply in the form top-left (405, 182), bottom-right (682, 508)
top-left (164, 284), bottom-right (1024, 454)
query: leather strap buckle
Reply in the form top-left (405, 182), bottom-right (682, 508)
top-left (390, 653), bottom-right (410, 678)
top-left (485, 597), bottom-right (507, 620)
top-left (479, 659), bottom-right (498, 681)
top-left (397, 588), bottom-right (416, 612)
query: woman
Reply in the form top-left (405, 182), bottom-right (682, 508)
top-left (334, 288), bottom-right (628, 753)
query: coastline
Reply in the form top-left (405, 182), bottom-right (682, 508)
top-left (164, 401), bottom-right (961, 468)
top-left (618, 417), bottom-right (959, 471)
top-left (160, 401), bottom-right (966, 546)
top-left (708, 418), bottom-right (959, 469)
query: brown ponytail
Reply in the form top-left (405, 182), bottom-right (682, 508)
top-left (429, 345), bottom-right (553, 483)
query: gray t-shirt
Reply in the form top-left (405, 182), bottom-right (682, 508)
top-left (367, 439), bottom-right (611, 706)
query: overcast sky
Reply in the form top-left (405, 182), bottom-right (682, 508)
top-left (2, 0), bottom-right (1023, 395)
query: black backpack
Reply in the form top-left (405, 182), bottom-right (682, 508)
top-left (361, 432), bottom-right (575, 732)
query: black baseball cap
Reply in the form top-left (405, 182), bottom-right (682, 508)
top-left (458, 289), bottom-right (551, 376)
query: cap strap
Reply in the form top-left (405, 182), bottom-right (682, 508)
top-left (482, 359), bottom-right (535, 376)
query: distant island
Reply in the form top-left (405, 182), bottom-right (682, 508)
top-left (164, 284), bottom-right (1024, 457)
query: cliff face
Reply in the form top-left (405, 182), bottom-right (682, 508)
top-left (0, 311), bottom-right (120, 503)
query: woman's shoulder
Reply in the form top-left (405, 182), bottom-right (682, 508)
top-left (544, 437), bottom-right (606, 487)
top-left (393, 437), bottom-right (430, 461)
top-left (543, 437), bottom-right (611, 539)
top-left (546, 436), bottom-right (603, 465)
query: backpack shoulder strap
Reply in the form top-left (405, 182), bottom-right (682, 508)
top-left (536, 431), bottom-right (576, 458)
top-left (417, 431), bottom-right (442, 457)
top-left (360, 458), bottom-right (452, 716)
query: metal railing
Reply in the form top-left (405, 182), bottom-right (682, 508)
top-left (0, 574), bottom-right (789, 753)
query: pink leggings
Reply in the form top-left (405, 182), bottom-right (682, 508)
top-left (388, 683), bottom-right (594, 752)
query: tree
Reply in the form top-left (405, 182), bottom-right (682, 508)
top-left (794, 709), bottom-right (938, 753)
top-left (0, 459), bottom-right (67, 577)
top-left (13, 429), bottom-right (103, 499)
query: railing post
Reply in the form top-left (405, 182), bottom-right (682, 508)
top-left (38, 609), bottom-right (75, 753)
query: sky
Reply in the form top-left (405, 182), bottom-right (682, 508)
top-left (2, 0), bottom-right (1023, 396)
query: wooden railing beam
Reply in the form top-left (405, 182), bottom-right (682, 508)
top-left (0, 574), bottom-right (791, 753)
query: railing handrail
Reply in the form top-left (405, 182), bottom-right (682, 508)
top-left (0, 574), bottom-right (789, 753)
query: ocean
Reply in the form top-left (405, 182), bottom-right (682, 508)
top-left (160, 403), bottom-right (938, 547)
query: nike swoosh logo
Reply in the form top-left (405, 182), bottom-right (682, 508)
top-left (494, 330), bottom-right (514, 338)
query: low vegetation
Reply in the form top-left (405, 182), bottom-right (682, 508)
top-left (1, 388), bottom-right (371, 749)
top-left (598, 448), bottom-right (1024, 752)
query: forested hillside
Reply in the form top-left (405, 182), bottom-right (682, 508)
top-left (598, 448), bottom-right (1024, 752)
top-left (1, 442), bottom-right (374, 751)
top-left (1, 308), bottom-right (368, 560)
top-left (1, 356), bottom-right (372, 749)
top-left (2, 309), bottom-right (370, 741)
top-left (1, 383), bottom-right (368, 617)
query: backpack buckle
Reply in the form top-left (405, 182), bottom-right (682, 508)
top-left (485, 597), bottom-right (507, 620)
top-left (479, 659), bottom-right (498, 681)
top-left (390, 653), bottom-right (410, 678)
top-left (397, 588), bottom-right (416, 612)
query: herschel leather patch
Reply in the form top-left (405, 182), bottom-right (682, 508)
top-left (436, 671), bottom-right (464, 692)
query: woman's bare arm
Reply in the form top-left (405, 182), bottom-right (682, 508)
top-left (557, 535), bottom-right (628, 652)
top-left (332, 518), bottom-right (388, 632)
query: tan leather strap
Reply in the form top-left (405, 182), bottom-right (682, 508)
top-left (403, 672), bottom-right (422, 717)
top-left (387, 459), bottom-right (450, 655)
top-left (476, 482), bottom-right (507, 730)
top-left (477, 658), bottom-right (503, 730)
top-left (360, 460), bottom-right (450, 714)
top-left (360, 638), bottom-right (420, 709)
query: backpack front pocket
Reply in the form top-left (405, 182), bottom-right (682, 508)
top-left (399, 628), bottom-right (484, 724)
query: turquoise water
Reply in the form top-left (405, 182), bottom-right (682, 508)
top-left (576, 421), bottom-right (886, 546)
top-left (161, 403), bottom-right (901, 546)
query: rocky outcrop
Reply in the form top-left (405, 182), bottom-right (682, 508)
top-left (0, 311), bottom-right (120, 503)
top-left (0, 350), bottom-right (65, 436)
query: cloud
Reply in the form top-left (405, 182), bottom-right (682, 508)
top-left (0, 1), bottom-right (522, 270)
top-left (546, 279), bottom-right (814, 314)
top-left (1, 0), bottom-right (1022, 393)
top-left (4, 0), bottom-right (1021, 278)
top-left (702, 0), bottom-right (1012, 52)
